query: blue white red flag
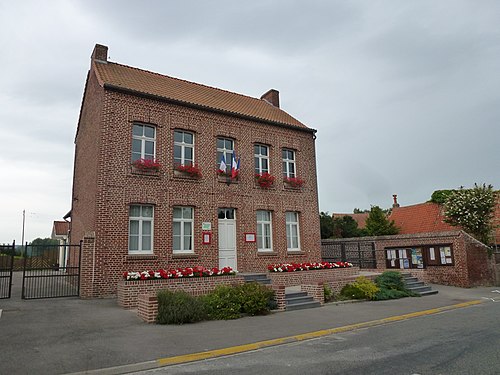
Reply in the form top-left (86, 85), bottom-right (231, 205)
top-left (231, 153), bottom-right (240, 179)
top-left (219, 154), bottom-right (227, 173)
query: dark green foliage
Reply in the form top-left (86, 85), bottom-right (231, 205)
top-left (236, 282), bottom-right (275, 316)
top-left (320, 211), bottom-right (334, 239)
top-left (430, 190), bottom-right (455, 204)
top-left (202, 285), bottom-right (242, 320)
top-left (332, 215), bottom-right (362, 238)
top-left (340, 276), bottom-right (379, 300)
top-left (324, 283), bottom-right (333, 302)
top-left (340, 284), bottom-right (368, 299)
top-left (372, 271), bottom-right (416, 300)
top-left (365, 206), bottom-right (399, 236)
top-left (353, 208), bottom-right (370, 214)
top-left (156, 290), bottom-right (207, 324)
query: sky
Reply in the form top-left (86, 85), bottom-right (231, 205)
top-left (0, 0), bottom-right (499, 243)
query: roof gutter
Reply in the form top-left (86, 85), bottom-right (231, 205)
top-left (103, 84), bottom-right (317, 135)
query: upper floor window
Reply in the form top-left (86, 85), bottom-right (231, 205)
top-left (174, 130), bottom-right (194, 166)
top-left (217, 137), bottom-right (234, 173)
top-left (254, 144), bottom-right (269, 174)
top-left (286, 212), bottom-right (300, 251)
top-left (132, 124), bottom-right (156, 162)
top-left (256, 210), bottom-right (273, 252)
top-left (173, 206), bottom-right (194, 253)
top-left (282, 149), bottom-right (296, 178)
top-left (129, 205), bottom-right (153, 254)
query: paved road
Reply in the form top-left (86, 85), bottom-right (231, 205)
top-left (133, 300), bottom-right (500, 375)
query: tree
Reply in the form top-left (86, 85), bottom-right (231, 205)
top-left (365, 206), bottom-right (399, 236)
top-left (353, 208), bottom-right (369, 214)
top-left (443, 184), bottom-right (497, 244)
top-left (319, 212), bottom-right (334, 239)
top-left (332, 215), bottom-right (363, 238)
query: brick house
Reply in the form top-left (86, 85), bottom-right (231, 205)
top-left (51, 220), bottom-right (70, 267)
top-left (70, 44), bottom-right (321, 298)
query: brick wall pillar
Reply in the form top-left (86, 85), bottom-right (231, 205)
top-left (301, 283), bottom-right (325, 305)
top-left (137, 293), bottom-right (158, 323)
top-left (273, 285), bottom-right (286, 311)
top-left (79, 232), bottom-right (96, 299)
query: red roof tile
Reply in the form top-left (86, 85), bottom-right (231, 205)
top-left (332, 213), bottom-right (369, 229)
top-left (389, 202), bottom-right (456, 234)
top-left (92, 61), bottom-right (311, 131)
top-left (53, 221), bottom-right (69, 236)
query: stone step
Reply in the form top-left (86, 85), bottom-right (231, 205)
top-left (405, 280), bottom-right (425, 288)
top-left (419, 290), bottom-right (439, 296)
top-left (401, 273), bottom-right (438, 297)
top-left (286, 295), bottom-right (315, 305)
top-left (242, 273), bottom-right (272, 285)
top-left (284, 290), bottom-right (321, 311)
top-left (407, 285), bottom-right (432, 293)
top-left (285, 301), bottom-right (322, 311)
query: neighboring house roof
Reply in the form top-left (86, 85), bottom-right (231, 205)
top-left (52, 221), bottom-right (69, 237)
top-left (332, 213), bottom-right (369, 229)
top-left (92, 61), bottom-right (311, 131)
top-left (389, 202), bottom-right (456, 234)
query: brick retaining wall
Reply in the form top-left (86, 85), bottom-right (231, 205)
top-left (267, 267), bottom-right (359, 287)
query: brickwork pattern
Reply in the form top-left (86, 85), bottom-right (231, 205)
top-left (72, 62), bottom-right (322, 297)
top-left (117, 274), bottom-right (245, 308)
top-left (267, 267), bottom-right (359, 288)
top-left (301, 283), bottom-right (325, 305)
top-left (137, 293), bottom-right (158, 323)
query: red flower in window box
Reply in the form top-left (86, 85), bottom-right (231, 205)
top-left (255, 172), bottom-right (275, 188)
top-left (284, 176), bottom-right (304, 188)
top-left (175, 164), bottom-right (202, 178)
top-left (131, 158), bottom-right (162, 171)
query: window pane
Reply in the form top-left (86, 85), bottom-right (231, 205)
top-left (145, 141), bottom-right (154, 155)
top-left (257, 235), bottom-right (263, 249)
top-left (129, 220), bottom-right (139, 235)
top-left (132, 125), bottom-right (143, 136)
top-left (264, 223), bottom-right (270, 237)
top-left (184, 235), bottom-right (192, 251)
top-left (185, 147), bottom-right (193, 160)
top-left (261, 146), bottom-right (268, 156)
top-left (142, 235), bottom-right (151, 251)
top-left (184, 132), bottom-right (193, 144)
top-left (144, 126), bottom-right (155, 138)
top-left (174, 131), bottom-right (183, 143)
top-left (292, 225), bottom-right (298, 238)
top-left (217, 139), bottom-right (224, 149)
top-left (173, 236), bottom-right (181, 251)
top-left (142, 206), bottom-right (153, 217)
top-left (262, 159), bottom-right (268, 171)
top-left (132, 139), bottom-right (142, 153)
top-left (130, 206), bottom-right (141, 217)
top-left (254, 145), bottom-right (259, 154)
top-left (184, 222), bottom-right (192, 236)
top-left (257, 224), bottom-right (262, 236)
top-left (289, 164), bottom-right (295, 176)
top-left (218, 209), bottom-right (225, 219)
top-left (142, 221), bottom-right (151, 235)
top-left (173, 222), bottom-right (181, 236)
top-left (174, 145), bottom-right (182, 159)
top-left (226, 209), bottom-right (234, 220)
top-left (183, 207), bottom-right (193, 219)
top-left (287, 234), bottom-right (292, 249)
top-left (129, 235), bottom-right (139, 251)
top-left (173, 208), bottom-right (182, 219)
top-left (225, 139), bottom-right (233, 149)
top-left (255, 158), bottom-right (259, 172)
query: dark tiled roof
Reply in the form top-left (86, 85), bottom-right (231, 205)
top-left (93, 62), bottom-right (311, 130)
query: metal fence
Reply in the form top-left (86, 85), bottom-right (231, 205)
top-left (321, 240), bottom-right (377, 269)
top-left (0, 242), bottom-right (15, 299)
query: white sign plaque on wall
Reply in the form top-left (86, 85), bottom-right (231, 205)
top-left (202, 222), bottom-right (211, 231)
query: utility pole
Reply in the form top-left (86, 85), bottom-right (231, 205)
top-left (21, 209), bottom-right (25, 255)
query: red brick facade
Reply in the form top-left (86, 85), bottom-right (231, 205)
top-left (71, 45), bottom-right (321, 298)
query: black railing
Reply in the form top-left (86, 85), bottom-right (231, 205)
top-left (22, 242), bottom-right (82, 299)
top-left (0, 242), bottom-right (15, 299)
top-left (321, 240), bottom-right (377, 269)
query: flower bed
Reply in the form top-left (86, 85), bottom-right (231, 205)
top-left (268, 261), bottom-right (353, 272)
top-left (175, 164), bottom-right (202, 178)
top-left (255, 172), bottom-right (275, 188)
top-left (123, 266), bottom-right (235, 280)
top-left (131, 158), bottom-right (161, 171)
top-left (284, 176), bottom-right (304, 188)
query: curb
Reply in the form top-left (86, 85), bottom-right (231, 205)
top-left (67, 299), bottom-right (483, 374)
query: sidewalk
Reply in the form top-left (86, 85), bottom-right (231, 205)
top-left (0, 281), bottom-right (497, 375)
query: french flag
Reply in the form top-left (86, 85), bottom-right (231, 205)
top-left (231, 153), bottom-right (240, 179)
top-left (219, 154), bottom-right (227, 174)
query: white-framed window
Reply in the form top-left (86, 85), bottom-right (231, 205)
top-left (132, 124), bottom-right (156, 162)
top-left (282, 149), bottom-right (296, 178)
top-left (286, 212), bottom-right (300, 251)
top-left (254, 144), bottom-right (269, 174)
top-left (128, 205), bottom-right (154, 254)
top-left (256, 210), bottom-right (273, 251)
top-left (173, 206), bottom-right (194, 253)
top-left (217, 137), bottom-right (234, 173)
top-left (174, 130), bottom-right (194, 166)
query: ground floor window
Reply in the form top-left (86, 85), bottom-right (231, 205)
top-left (286, 211), bottom-right (300, 251)
top-left (256, 210), bottom-right (273, 251)
top-left (173, 207), bottom-right (194, 253)
top-left (129, 205), bottom-right (153, 254)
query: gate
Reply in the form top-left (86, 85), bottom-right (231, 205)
top-left (321, 239), bottom-right (377, 269)
top-left (0, 242), bottom-right (15, 299)
top-left (22, 241), bottom-right (82, 299)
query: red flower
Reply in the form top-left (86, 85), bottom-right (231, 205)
top-left (255, 172), bottom-right (275, 188)
top-left (284, 177), bottom-right (304, 188)
top-left (175, 164), bottom-right (202, 178)
top-left (132, 158), bottom-right (161, 171)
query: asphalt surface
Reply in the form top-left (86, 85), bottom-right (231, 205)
top-left (1, 272), bottom-right (499, 375)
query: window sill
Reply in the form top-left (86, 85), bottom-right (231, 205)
top-left (173, 170), bottom-right (202, 181)
top-left (172, 253), bottom-right (199, 259)
top-left (257, 251), bottom-right (278, 257)
top-left (129, 166), bottom-right (161, 178)
top-left (218, 175), bottom-right (239, 184)
top-left (287, 250), bottom-right (305, 255)
top-left (283, 183), bottom-right (303, 191)
top-left (126, 254), bottom-right (158, 261)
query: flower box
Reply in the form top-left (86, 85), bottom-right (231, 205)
top-left (255, 172), bottom-right (275, 188)
top-left (267, 261), bottom-right (353, 272)
top-left (284, 177), bottom-right (304, 188)
top-left (174, 164), bottom-right (202, 178)
top-left (123, 266), bottom-right (235, 280)
top-left (131, 158), bottom-right (162, 172)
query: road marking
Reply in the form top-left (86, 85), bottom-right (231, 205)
top-left (156, 300), bottom-right (483, 367)
top-left (0, 309), bottom-right (2, 319)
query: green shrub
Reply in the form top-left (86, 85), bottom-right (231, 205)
top-left (203, 285), bottom-right (242, 320)
top-left (324, 283), bottom-right (333, 302)
top-left (156, 290), bottom-right (206, 324)
top-left (340, 276), bottom-right (379, 300)
top-left (237, 282), bottom-right (275, 315)
top-left (372, 271), bottom-right (417, 300)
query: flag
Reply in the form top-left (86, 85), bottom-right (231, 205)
top-left (218, 154), bottom-right (227, 174)
top-left (231, 153), bottom-right (240, 179)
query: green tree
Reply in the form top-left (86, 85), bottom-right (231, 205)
top-left (429, 190), bottom-right (456, 204)
top-left (443, 184), bottom-right (497, 244)
top-left (319, 212), bottom-right (334, 239)
top-left (353, 208), bottom-right (369, 214)
top-left (332, 215), bottom-right (362, 238)
top-left (365, 206), bottom-right (399, 236)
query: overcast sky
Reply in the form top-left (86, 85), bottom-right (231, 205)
top-left (1, 0), bottom-right (499, 243)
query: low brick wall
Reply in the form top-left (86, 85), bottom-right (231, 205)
top-left (118, 275), bottom-right (245, 309)
top-left (137, 293), bottom-right (158, 323)
top-left (267, 267), bottom-right (360, 288)
top-left (301, 283), bottom-right (325, 305)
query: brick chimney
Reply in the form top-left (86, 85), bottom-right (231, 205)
top-left (392, 194), bottom-right (400, 208)
top-left (91, 44), bottom-right (108, 64)
top-left (260, 89), bottom-right (280, 108)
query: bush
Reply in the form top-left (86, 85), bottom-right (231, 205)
top-left (340, 276), bottom-right (379, 300)
top-left (372, 271), bottom-right (417, 300)
top-left (237, 282), bottom-right (275, 315)
top-left (202, 285), bottom-right (242, 320)
top-left (324, 283), bottom-right (333, 302)
top-left (157, 290), bottom-right (206, 324)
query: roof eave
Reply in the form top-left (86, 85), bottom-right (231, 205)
top-left (103, 83), bottom-right (317, 134)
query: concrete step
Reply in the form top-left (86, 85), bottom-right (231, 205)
top-left (401, 273), bottom-right (438, 296)
top-left (405, 281), bottom-right (425, 288)
top-left (286, 295), bottom-right (315, 305)
top-left (419, 290), bottom-right (439, 296)
top-left (407, 285), bottom-right (432, 293)
top-left (242, 273), bottom-right (272, 285)
top-left (285, 301), bottom-right (322, 311)
top-left (285, 290), bottom-right (321, 311)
